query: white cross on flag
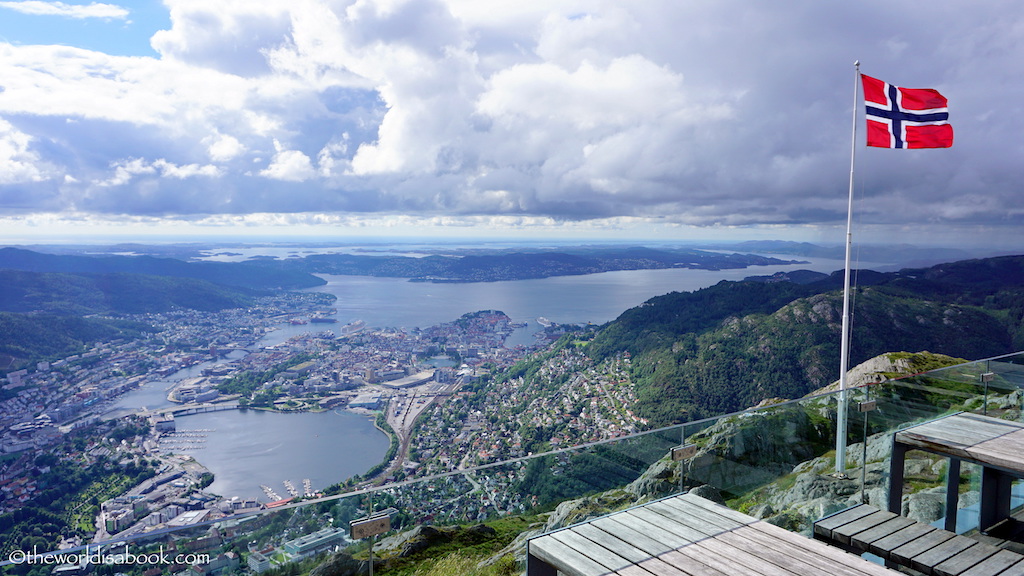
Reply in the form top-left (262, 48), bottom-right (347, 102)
top-left (862, 74), bottom-right (953, 149)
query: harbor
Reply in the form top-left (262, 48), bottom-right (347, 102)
top-left (158, 408), bottom-right (390, 502)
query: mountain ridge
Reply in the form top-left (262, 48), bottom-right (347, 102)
top-left (589, 254), bottom-right (1024, 425)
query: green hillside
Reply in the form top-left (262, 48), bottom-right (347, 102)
top-left (588, 256), bottom-right (1024, 425)
top-left (0, 269), bottom-right (255, 372)
top-left (0, 270), bottom-right (254, 315)
top-left (0, 313), bottom-right (156, 372)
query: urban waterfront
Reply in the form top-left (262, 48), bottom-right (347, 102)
top-left (109, 254), bottom-right (853, 502)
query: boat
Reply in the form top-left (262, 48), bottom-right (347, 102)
top-left (341, 320), bottom-right (366, 334)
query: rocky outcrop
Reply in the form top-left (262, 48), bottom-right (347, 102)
top-left (375, 523), bottom-right (497, 558)
top-left (308, 551), bottom-right (371, 576)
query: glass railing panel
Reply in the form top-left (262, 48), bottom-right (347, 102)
top-left (677, 393), bottom-right (852, 535)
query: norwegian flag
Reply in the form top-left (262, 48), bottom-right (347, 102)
top-left (862, 74), bottom-right (953, 149)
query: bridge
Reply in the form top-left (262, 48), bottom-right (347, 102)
top-left (139, 402), bottom-right (241, 418)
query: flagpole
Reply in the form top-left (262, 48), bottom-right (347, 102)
top-left (835, 60), bottom-right (860, 476)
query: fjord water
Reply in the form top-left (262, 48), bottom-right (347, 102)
top-left (173, 409), bottom-right (390, 501)
top-left (119, 255), bottom-right (851, 500)
top-left (283, 254), bottom-right (853, 346)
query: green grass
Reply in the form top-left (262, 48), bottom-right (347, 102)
top-left (355, 516), bottom-right (536, 576)
top-left (406, 553), bottom-right (518, 576)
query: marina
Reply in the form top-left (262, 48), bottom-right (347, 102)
top-left (259, 479), bottom-right (318, 501)
top-left (157, 429), bottom-right (214, 451)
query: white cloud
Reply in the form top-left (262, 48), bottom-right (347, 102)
top-left (260, 140), bottom-right (316, 182)
top-left (317, 138), bottom-right (351, 178)
top-left (205, 133), bottom-right (245, 162)
top-left (0, 1), bottom-right (128, 20)
top-left (0, 44), bottom-right (251, 129)
top-left (101, 157), bottom-right (156, 187)
top-left (150, 0), bottom-right (293, 76)
top-left (153, 159), bottom-right (221, 179)
top-left (100, 157), bottom-right (220, 186)
top-left (0, 0), bottom-right (1022, 243)
top-left (0, 118), bottom-right (54, 184)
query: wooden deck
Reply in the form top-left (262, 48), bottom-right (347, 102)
top-left (527, 492), bottom-right (901, 576)
top-left (814, 503), bottom-right (1024, 576)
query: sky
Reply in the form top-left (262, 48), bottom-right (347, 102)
top-left (0, 0), bottom-right (1022, 246)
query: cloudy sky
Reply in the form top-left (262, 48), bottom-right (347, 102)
top-left (0, 0), bottom-right (1021, 245)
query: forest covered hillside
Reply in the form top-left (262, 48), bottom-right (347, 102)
top-left (588, 255), bottom-right (1024, 425)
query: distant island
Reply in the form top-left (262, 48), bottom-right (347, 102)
top-left (0, 245), bottom-right (806, 285)
top-left (275, 246), bottom-right (807, 283)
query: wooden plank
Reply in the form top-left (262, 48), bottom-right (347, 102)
top-left (670, 496), bottom-right (901, 576)
top-left (955, 413), bottom-right (1024, 434)
top-left (615, 565), bottom-right (661, 576)
top-left (628, 506), bottom-right (723, 543)
top-left (674, 493), bottom-right (760, 526)
top-left (911, 537), bottom-right (979, 575)
top-left (968, 433), bottom-right (1024, 473)
top-left (743, 522), bottom-right (902, 576)
top-left (868, 521), bottom-right (937, 560)
top-left (846, 515), bottom-right (917, 552)
top-left (888, 527), bottom-right (957, 566)
top-left (670, 539), bottom-right (793, 576)
top-left (530, 493), bottom-right (913, 576)
top-left (529, 535), bottom-right (617, 576)
top-left (617, 562), bottom-right (684, 576)
top-left (931, 540), bottom-right (1002, 576)
top-left (992, 558), bottom-right (1024, 576)
top-left (591, 515), bottom-right (684, 557)
top-left (895, 420), bottom-right (992, 454)
top-left (549, 529), bottom-right (635, 573)
top-left (531, 518), bottom-right (693, 576)
top-left (958, 550), bottom-right (1024, 576)
top-left (716, 528), bottom-right (880, 576)
top-left (923, 414), bottom-right (1023, 440)
top-left (572, 523), bottom-right (659, 565)
top-left (895, 433), bottom-right (974, 459)
top-left (677, 496), bottom-right (901, 575)
top-left (831, 510), bottom-right (901, 546)
top-left (654, 496), bottom-right (740, 531)
top-left (813, 504), bottom-right (880, 538)
top-left (645, 498), bottom-right (740, 535)
top-left (655, 550), bottom-right (736, 576)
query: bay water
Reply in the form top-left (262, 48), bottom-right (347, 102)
top-left (114, 254), bottom-right (851, 500)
